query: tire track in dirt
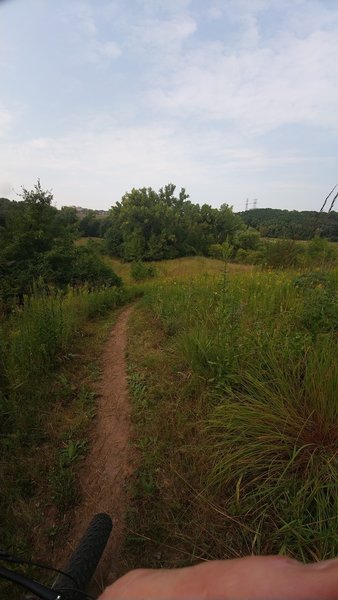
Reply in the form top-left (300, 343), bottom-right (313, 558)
top-left (61, 305), bottom-right (135, 591)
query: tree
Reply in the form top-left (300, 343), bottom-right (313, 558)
top-left (55, 206), bottom-right (79, 234)
top-left (105, 185), bottom-right (189, 260)
top-left (214, 204), bottom-right (243, 244)
top-left (78, 210), bottom-right (102, 237)
top-left (0, 182), bottom-right (121, 305)
top-left (104, 185), bottom-right (244, 261)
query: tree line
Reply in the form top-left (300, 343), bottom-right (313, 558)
top-left (239, 207), bottom-right (338, 241)
top-left (71, 196), bottom-right (338, 245)
top-left (1, 182), bottom-right (337, 308)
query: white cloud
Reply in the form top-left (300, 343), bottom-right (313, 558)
top-left (148, 24), bottom-right (338, 133)
top-left (0, 117), bottom-right (332, 209)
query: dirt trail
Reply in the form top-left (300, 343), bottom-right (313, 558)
top-left (61, 305), bottom-right (135, 590)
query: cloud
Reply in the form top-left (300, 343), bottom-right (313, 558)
top-left (0, 115), bottom-right (331, 210)
top-left (148, 16), bottom-right (338, 134)
top-left (1, 0), bottom-right (337, 212)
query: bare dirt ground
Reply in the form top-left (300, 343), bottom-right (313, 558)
top-left (59, 305), bottom-right (135, 593)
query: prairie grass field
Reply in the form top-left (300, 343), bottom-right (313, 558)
top-left (107, 255), bottom-right (252, 285)
top-left (125, 260), bottom-right (338, 569)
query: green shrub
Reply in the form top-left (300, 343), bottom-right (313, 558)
top-left (264, 239), bottom-right (299, 268)
top-left (292, 271), bottom-right (334, 290)
top-left (235, 248), bottom-right (264, 264)
top-left (208, 244), bottom-right (223, 260)
top-left (208, 337), bottom-right (337, 559)
top-left (131, 261), bottom-right (156, 281)
top-left (71, 246), bottom-right (122, 287)
top-left (234, 228), bottom-right (261, 251)
top-left (307, 236), bottom-right (337, 266)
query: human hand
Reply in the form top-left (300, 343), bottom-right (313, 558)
top-left (99, 555), bottom-right (338, 599)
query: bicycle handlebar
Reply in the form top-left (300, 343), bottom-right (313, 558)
top-left (0, 565), bottom-right (60, 599)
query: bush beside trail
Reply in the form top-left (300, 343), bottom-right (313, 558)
top-left (0, 182), bottom-right (121, 309)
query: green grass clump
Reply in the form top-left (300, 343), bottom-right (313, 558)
top-left (208, 336), bottom-right (337, 560)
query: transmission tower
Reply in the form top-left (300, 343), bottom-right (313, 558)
top-left (245, 198), bottom-right (258, 210)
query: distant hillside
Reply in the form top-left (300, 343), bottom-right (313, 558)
top-left (237, 208), bottom-right (338, 241)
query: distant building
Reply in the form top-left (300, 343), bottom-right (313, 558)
top-left (65, 206), bottom-right (109, 219)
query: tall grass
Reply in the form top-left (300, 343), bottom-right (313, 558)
top-left (0, 283), bottom-right (137, 556)
top-left (208, 335), bottom-right (337, 560)
top-left (128, 266), bottom-right (337, 563)
top-left (1, 285), bottom-right (135, 440)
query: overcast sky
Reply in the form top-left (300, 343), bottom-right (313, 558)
top-left (1, 0), bottom-right (337, 211)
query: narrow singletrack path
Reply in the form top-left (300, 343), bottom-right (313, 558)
top-left (61, 305), bottom-right (135, 590)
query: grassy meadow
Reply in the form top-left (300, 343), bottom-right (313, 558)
top-left (124, 259), bottom-right (337, 570)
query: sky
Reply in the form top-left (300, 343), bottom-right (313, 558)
top-left (0, 0), bottom-right (337, 212)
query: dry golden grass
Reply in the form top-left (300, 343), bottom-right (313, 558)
top-left (106, 256), bottom-right (253, 285)
top-left (151, 256), bottom-right (253, 280)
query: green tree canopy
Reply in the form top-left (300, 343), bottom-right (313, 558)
top-left (0, 182), bottom-right (120, 306)
top-left (105, 184), bottom-right (243, 260)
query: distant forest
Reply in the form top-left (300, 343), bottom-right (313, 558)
top-left (239, 208), bottom-right (338, 241)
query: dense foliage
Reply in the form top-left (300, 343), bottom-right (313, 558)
top-left (104, 184), bottom-right (243, 260)
top-left (0, 183), bottom-right (121, 308)
top-left (239, 208), bottom-right (338, 241)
